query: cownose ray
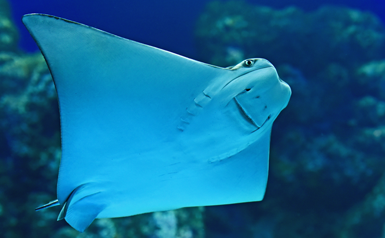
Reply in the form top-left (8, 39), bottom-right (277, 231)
top-left (22, 14), bottom-right (291, 232)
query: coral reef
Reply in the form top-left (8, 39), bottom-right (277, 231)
top-left (196, 1), bottom-right (385, 74)
top-left (196, 1), bottom-right (385, 237)
top-left (0, 0), bottom-right (18, 52)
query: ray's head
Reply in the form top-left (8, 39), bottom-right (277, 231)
top-left (180, 58), bottom-right (291, 161)
top-left (221, 58), bottom-right (291, 134)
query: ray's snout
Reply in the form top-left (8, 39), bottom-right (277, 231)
top-left (253, 58), bottom-right (274, 70)
top-left (278, 80), bottom-right (292, 109)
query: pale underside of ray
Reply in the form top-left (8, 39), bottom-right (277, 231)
top-left (22, 14), bottom-right (289, 232)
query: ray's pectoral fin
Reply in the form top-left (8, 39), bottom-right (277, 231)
top-left (58, 185), bottom-right (106, 232)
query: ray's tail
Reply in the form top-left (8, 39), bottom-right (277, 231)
top-left (35, 199), bottom-right (60, 211)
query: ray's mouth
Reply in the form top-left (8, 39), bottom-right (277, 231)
top-left (233, 98), bottom-right (271, 132)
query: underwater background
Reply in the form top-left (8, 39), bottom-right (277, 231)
top-left (1, 0), bottom-right (385, 237)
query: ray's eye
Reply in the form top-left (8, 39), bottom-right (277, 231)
top-left (243, 60), bottom-right (254, 67)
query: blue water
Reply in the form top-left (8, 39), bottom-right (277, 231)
top-left (9, 0), bottom-right (385, 59)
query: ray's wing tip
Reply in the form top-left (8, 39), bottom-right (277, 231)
top-left (23, 13), bottom-right (48, 21)
top-left (22, 13), bottom-right (45, 27)
top-left (22, 13), bottom-right (67, 28)
top-left (23, 13), bottom-right (56, 19)
top-left (22, 13), bottom-right (34, 26)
